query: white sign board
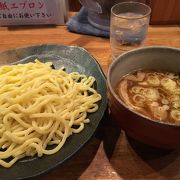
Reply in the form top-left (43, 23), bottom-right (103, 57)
top-left (0, 0), bottom-right (68, 25)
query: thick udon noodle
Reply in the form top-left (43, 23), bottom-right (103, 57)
top-left (0, 60), bottom-right (101, 168)
top-left (117, 70), bottom-right (180, 125)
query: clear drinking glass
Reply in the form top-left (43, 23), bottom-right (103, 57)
top-left (110, 2), bottom-right (151, 59)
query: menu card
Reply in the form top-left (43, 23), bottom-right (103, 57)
top-left (0, 0), bottom-right (68, 25)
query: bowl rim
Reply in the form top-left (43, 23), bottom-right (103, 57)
top-left (107, 46), bottom-right (180, 127)
top-left (111, 2), bottom-right (151, 20)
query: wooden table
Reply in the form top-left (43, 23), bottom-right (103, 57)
top-left (0, 21), bottom-right (180, 180)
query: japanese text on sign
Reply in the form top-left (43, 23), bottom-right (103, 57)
top-left (0, 0), bottom-right (66, 25)
top-left (0, 1), bottom-right (45, 10)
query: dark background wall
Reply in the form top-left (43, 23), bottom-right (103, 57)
top-left (68, 0), bottom-right (180, 24)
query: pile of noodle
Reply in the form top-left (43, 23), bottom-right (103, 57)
top-left (0, 60), bottom-right (101, 168)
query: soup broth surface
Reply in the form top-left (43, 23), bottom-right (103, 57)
top-left (117, 70), bottom-right (180, 125)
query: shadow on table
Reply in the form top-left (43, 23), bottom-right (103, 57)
top-left (127, 137), bottom-right (180, 178)
top-left (103, 124), bottom-right (180, 179)
top-left (102, 113), bottom-right (121, 160)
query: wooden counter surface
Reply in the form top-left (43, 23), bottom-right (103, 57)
top-left (0, 19), bottom-right (180, 180)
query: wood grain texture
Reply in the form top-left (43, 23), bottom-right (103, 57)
top-left (68, 0), bottom-right (82, 11)
top-left (0, 18), bottom-right (179, 179)
top-left (148, 0), bottom-right (180, 24)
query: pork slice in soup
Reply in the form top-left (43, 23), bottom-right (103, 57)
top-left (117, 70), bottom-right (180, 125)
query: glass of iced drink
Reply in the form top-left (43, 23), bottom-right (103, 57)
top-left (110, 2), bottom-right (151, 59)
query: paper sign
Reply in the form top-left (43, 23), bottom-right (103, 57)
top-left (0, 0), bottom-right (67, 25)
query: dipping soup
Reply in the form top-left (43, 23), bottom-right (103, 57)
top-left (117, 70), bottom-right (180, 125)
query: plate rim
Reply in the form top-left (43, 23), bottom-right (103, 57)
top-left (0, 44), bottom-right (107, 180)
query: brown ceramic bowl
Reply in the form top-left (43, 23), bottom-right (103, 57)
top-left (107, 46), bottom-right (180, 149)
